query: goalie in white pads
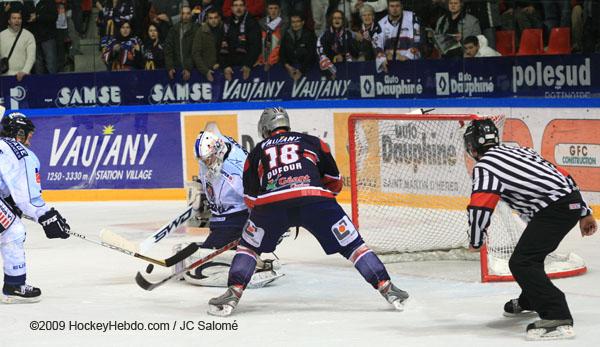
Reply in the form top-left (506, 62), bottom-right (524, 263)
top-left (177, 125), bottom-right (283, 288)
top-left (0, 112), bottom-right (71, 304)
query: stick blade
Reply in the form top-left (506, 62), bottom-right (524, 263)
top-left (135, 271), bottom-right (158, 291)
top-left (100, 229), bottom-right (139, 253)
top-left (164, 242), bottom-right (199, 267)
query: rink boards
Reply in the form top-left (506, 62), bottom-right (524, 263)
top-left (18, 101), bottom-right (600, 216)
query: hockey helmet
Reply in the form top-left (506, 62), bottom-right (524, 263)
top-left (258, 107), bottom-right (290, 139)
top-left (0, 112), bottom-right (35, 145)
top-left (194, 131), bottom-right (228, 176)
top-left (463, 119), bottom-right (499, 159)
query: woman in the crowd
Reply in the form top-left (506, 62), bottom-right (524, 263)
top-left (142, 23), bottom-right (165, 70)
top-left (101, 20), bottom-right (143, 71)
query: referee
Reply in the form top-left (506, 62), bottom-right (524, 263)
top-left (463, 119), bottom-right (597, 341)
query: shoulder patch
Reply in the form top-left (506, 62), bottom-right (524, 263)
top-left (1, 138), bottom-right (28, 160)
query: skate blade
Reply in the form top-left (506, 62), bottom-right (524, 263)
top-left (207, 304), bottom-right (235, 317)
top-left (391, 296), bottom-right (409, 311)
top-left (526, 325), bottom-right (575, 341)
top-left (2, 295), bottom-right (41, 304)
top-left (503, 311), bottom-right (537, 318)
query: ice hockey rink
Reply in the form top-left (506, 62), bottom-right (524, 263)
top-left (1, 201), bottom-right (599, 347)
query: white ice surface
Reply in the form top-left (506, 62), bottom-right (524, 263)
top-left (1, 201), bottom-right (600, 347)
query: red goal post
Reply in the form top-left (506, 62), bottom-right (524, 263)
top-left (347, 113), bottom-right (587, 282)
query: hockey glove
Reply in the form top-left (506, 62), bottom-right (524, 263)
top-left (38, 208), bottom-right (70, 239)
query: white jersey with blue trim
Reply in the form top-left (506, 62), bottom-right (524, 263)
top-left (0, 137), bottom-right (50, 221)
top-left (198, 136), bottom-right (248, 218)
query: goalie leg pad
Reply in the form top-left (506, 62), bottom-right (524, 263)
top-left (176, 245), bottom-right (283, 288)
top-left (184, 263), bottom-right (284, 288)
top-left (184, 262), bottom-right (231, 287)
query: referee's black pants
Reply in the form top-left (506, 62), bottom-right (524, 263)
top-left (508, 191), bottom-right (583, 321)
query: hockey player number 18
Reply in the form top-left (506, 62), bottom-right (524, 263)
top-left (264, 144), bottom-right (300, 169)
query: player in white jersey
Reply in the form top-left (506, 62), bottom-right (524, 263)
top-left (177, 125), bottom-right (282, 287)
top-left (374, 0), bottom-right (422, 72)
top-left (0, 112), bottom-right (70, 304)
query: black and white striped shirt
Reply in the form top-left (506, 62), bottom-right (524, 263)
top-left (468, 145), bottom-right (592, 248)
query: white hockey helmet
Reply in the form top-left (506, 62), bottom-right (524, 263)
top-left (258, 107), bottom-right (290, 139)
top-left (194, 131), bottom-right (228, 176)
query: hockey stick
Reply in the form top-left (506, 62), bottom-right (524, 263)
top-left (68, 229), bottom-right (199, 267)
top-left (135, 239), bottom-right (240, 291)
top-left (101, 206), bottom-right (195, 253)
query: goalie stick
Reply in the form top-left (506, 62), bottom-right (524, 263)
top-left (135, 239), bottom-right (240, 291)
top-left (101, 206), bottom-right (196, 253)
top-left (68, 229), bottom-right (199, 267)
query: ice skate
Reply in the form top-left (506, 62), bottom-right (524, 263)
top-left (503, 298), bottom-right (536, 317)
top-left (2, 284), bottom-right (41, 304)
top-left (207, 285), bottom-right (243, 317)
top-left (525, 319), bottom-right (575, 341)
top-left (378, 280), bottom-right (408, 311)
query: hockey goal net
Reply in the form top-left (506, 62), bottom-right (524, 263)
top-left (348, 113), bottom-right (586, 282)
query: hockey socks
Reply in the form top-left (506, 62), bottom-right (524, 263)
top-left (346, 244), bottom-right (390, 289)
top-left (227, 246), bottom-right (258, 288)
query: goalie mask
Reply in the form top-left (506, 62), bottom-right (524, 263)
top-left (463, 119), bottom-right (499, 159)
top-left (0, 112), bottom-right (35, 147)
top-left (194, 131), bottom-right (228, 177)
top-left (258, 107), bottom-right (290, 139)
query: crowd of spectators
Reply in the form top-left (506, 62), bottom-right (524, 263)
top-left (1, 0), bottom-right (599, 81)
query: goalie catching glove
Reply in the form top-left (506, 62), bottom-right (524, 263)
top-left (186, 178), bottom-right (211, 228)
top-left (38, 208), bottom-right (70, 239)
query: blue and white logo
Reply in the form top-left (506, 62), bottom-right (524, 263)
top-left (360, 75), bottom-right (376, 98)
top-left (435, 73), bottom-right (450, 96)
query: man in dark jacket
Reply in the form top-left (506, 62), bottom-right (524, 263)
top-left (192, 21), bottom-right (217, 81)
top-left (220, 0), bottom-right (261, 80)
top-left (280, 12), bottom-right (316, 80)
top-left (31, 0), bottom-right (58, 74)
top-left (164, 4), bottom-right (195, 81)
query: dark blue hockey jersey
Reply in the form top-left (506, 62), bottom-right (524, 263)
top-left (243, 131), bottom-right (343, 208)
